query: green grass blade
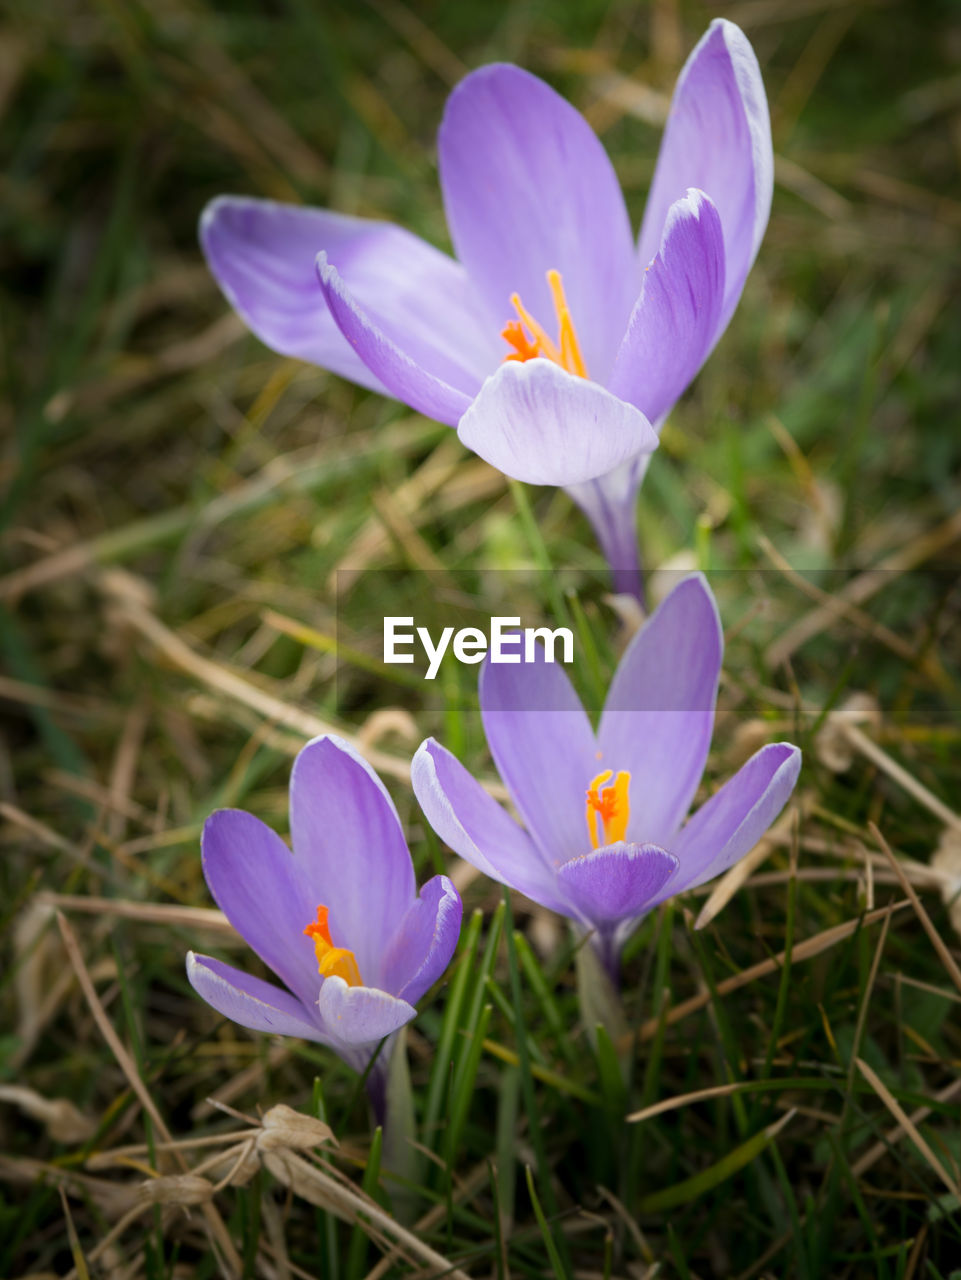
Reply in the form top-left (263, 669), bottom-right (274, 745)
top-left (639, 1111), bottom-right (796, 1214)
top-left (524, 1165), bottom-right (572, 1280)
top-left (345, 1124), bottom-right (383, 1280)
top-left (423, 907), bottom-right (483, 1156)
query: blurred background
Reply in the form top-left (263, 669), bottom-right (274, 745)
top-left (2, 0), bottom-right (961, 1275)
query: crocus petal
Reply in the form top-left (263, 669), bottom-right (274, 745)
top-left (438, 63), bottom-right (638, 380)
top-left (597, 574), bottom-right (723, 846)
top-left (201, 197), bottom-right (385, 390)
top-left (412, 739), bottom-right (572, 915)
top-left (637, 19), bottom-right (773, 334)
top-left (609, 190), bottom-right (725, 427)
top-left (668, 743), bottom-right (801, 895)
top-left (317, 254), bottom-right (481, 426)
top-left (480, 640), bottom-right (600, 868)
top-left (289, 735), bottom-right (415, 984)
top-left (201, 809), bottom-right (319, 1010)
top-left (316, 976), bottom-right (416, 1047)
top-left (186, 952), bottom-right (326, 1043)
top-left (458, 359), bottom-right (658, 485)
top-left (202, 197), bottom-right (497, 400)
top-left (379, 874), bottom-right (462, 1006)
top-left (556, 842), bottom-right (679, 926)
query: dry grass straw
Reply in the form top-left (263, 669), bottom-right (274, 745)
top-left (629, 898), bottom-right (909, 1049)
top-left (74, 1102), bottom-right (472, 1280)
top-left (870, 822), bottom-right (961, 998)
top-left (765, 506), bottom-right (961, 670)
top-left (55, 912), bottom-right (244, 1274)
top-left (855, 1057), bottom-right (959, 1201)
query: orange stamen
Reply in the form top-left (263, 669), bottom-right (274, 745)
top-left (500, 269), bottom-right (589, 378)
top-left (547, 269), bottom-right (589, 379)
top-left (304, 905), bottom-right (363, 988)
top-left (585, 769), bottom-right (631, 849)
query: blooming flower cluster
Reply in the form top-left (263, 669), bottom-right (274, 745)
top-left (187, 21), bottom-right (801, 1116)
top-left (188, 579), bottom-right (800, 1090)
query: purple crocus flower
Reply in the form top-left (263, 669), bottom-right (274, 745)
top-left (201, 20), bottom-right (772, 596)
top-left (186, 735), bottom-right (462, 1117)
top-left (411, 576), bottom-right (799, 980)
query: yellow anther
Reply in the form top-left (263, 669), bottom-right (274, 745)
top-left (585, 769), bottom-right (631, 849)
top-left (317, 946), bottom-right (363, 987)
top-left (304, 906), bottom-right (363, 988)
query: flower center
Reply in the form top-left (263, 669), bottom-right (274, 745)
top-left (501, 269), bottom-right (589, 379)
top-left (585, 769), bottom-right (631, 849)
top-left (304, 905), bottom-right (363, 987)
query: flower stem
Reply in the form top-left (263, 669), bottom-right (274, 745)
top-left (565, 461), bottom-right (648, 605)
top-left (502, 888), bottom-right (573, 1276)
top-left (362, 1043), bottom-right (390, 1127)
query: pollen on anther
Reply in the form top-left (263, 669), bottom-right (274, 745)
top-left (304, 905), bottom-right (363, 988)
top-left (585, 769), bottom-right (631, 849)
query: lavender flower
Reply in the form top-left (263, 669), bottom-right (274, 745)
top-left (187, 735), bottom-right (461, 1114)
top-left (201, 21), bottom-right (772, 595)
top-left (411, 576), bottom-right (799, 979)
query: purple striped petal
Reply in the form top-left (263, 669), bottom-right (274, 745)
top-left (316, 976), bottom-right (416, 1047)
top-left (411, 739), bottom-right (571, 915)
top-left (458, 358), bottom-right (658, 486)
top-left (668, 743), bottom-right (801, 895)
top-left (289, 736), bottom-right (415, 983)
top-left (202, 197), bottom-right (497, 402)
top-left (186, 952), bottom-right (325, 1042)
top-left (379, 874), bottom-right (462, 1005)
top-left (480, 642), bottom-right (598, 868)
top-left (201, 809), bottom-right (319, 1010)
top-left (201, 197), bottom-right (385, 390)
top-left (609, 190), bottom-right (726, 427)
top-left (317, 254), bottom-right (479, 426)
top-left (637, 19), bottom-right (773, 335)
top-left (439, 63), bottom-right (638, 381)
top-left (597, 574), bottom-right (723, 846)
top-left (557, 842), bottom-right (679, 925)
